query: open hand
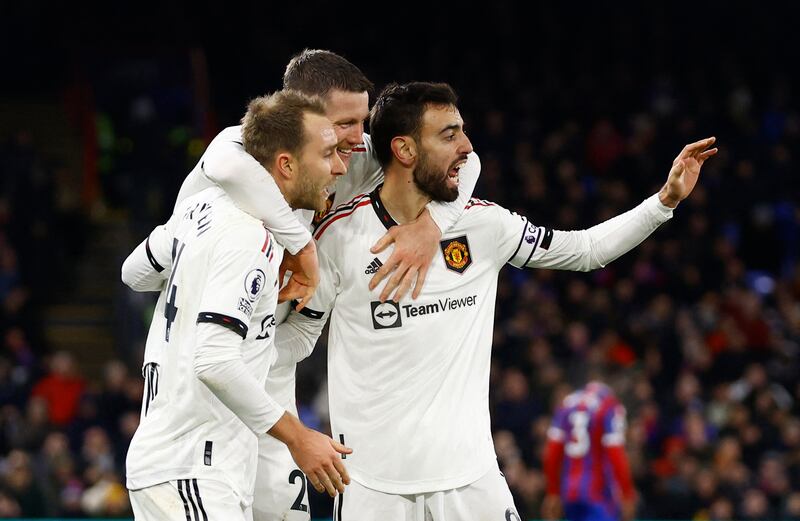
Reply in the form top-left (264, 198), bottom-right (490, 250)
top-left (368, 209), bottom-right (441, 302)
top-left (659, 136), bottom-right (718, 208)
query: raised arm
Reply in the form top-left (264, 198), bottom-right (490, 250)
top-left (502, 137), bottom-right (717, 272)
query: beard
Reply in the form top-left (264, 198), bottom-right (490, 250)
top-left (412, 149), bottom-right (459, 203)
top-left (291, 164), bottom-right (329, 212)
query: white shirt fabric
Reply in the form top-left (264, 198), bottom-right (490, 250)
top-left (124, 187), bottom-right (284, 503)
top-left (277, 189), bottom-right (673, 494)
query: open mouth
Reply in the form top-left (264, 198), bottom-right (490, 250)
top-left (448, 159), bottom-right (468, 184)
top-left (337, 147), bottom-right (353, 161)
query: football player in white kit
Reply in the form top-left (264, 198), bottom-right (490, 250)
top-left (121, 91), bottom-right (352, 521)
top-left (274, 82), bottom-right (718, 520)
top-left (158, 51), bottom-right (482, 520)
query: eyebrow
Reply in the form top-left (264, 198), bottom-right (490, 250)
top-left (438, 123), bottom-right (462, 135)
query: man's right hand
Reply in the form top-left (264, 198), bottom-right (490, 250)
top-left (278, 240), bottom-right (320, 311)
top-left (286, 428), bottom-right (352, 497)
top-left (268, 412), bottom-right (352, 497)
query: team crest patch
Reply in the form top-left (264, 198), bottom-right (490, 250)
top-left (440, 235), bottom-right (472, 274)
top-left (244, 269), bottom-right (266, 301)
top-left (311, 193), bottom-right (335, 228)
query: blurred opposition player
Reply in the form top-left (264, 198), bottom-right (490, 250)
top-left (120, 91), bottom-right (351, 521)
top-left (542, 382), bottom-right (636, 521)
top-left (274, 81), bottom-right (717, 520)
top-left (171, 50), bottom-right (481, 521)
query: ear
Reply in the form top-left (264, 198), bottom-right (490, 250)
top-left (273, 152), bottom-right (295, 179)
top-left (390, 136), bottom-right (417, 168)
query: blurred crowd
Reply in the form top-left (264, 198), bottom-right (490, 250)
top-left (1, 5), bottom-right (799, 518)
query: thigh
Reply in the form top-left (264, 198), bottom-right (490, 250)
top-left (252, 434), bottom-right (310, 521)
top-left (334, 479), bottom-right (417, 521)
top-left (131, 479), bottom-right (247, 521)
top-left (431, 464), bottom-right (520, 521)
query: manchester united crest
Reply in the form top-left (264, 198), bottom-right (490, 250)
top-left (311, 193), bottom-right (335, 228)
top-left (440, 235), bottom-right (472, 274)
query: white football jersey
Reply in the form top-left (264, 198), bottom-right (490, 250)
top-left (280, 187), bottom-right (673, 494)
top-left (126, 187), bottom-right (283, 501)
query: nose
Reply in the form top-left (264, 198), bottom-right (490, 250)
top-left (459, 134), bottom-right (474, 155)
top-left (347, 122), bottom-right (364, 146)
top-left (331, 150), bottom-right (346, 176)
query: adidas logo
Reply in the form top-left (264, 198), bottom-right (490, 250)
top-left (364, 257), bottom-right (383, 275)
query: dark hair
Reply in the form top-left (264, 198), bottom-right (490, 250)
top-left (240, 90), bottom-right (327, 167)
top-left (369, 82), bottom-right (458, 167)
top-left (283, 49), bottom-right (374, 98)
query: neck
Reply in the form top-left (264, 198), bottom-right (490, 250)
top-left (379, 164), bottom-right (430, 224)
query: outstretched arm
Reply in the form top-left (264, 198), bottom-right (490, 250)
top-left (503, 137), bottom-right (717, 272)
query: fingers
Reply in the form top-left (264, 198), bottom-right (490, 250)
top-left (390, 266), bottom-right (417, 303)
top-left (676, 136), bottom-right (716, 162)
top-left (316, 471), bottom-right (337, 497)
top-left (370, 232), bottom-right (395, 254)
top-left (332, 456), bottom-right (351, 485)
top-left (294, 286), bottom-right (315, 312)
top-left (277, 284), bottom-right (305, 304)
top-left (683, 136), bottom-right (716, 155)
top-left (328, 469), bottom-right (345, 494)
top-left (369, 253), bottom-right (399, 291)
top-left (411, 264), bottom-right (429, 300)
top-left (331, 439), bottom-right (353, 455)
top-left (308, 475), bottom-right (325, 494)
top-left (698, 147), bottom-right (718, 163)
top-left (379, 262), bottom-right (409, 303)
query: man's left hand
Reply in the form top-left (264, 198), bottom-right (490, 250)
top-left (659, 136), bottom-right (718, 208)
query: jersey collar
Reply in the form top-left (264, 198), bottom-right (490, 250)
top-left (370, 184), bottom-right (399, 230)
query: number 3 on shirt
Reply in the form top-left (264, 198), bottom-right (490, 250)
top-left (566, 410), bottom-right (590, 458)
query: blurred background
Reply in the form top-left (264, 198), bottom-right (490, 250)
top-left (1, 2), bottom-right (799, 519)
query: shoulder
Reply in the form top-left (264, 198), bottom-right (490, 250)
top-left (465, 197), bottom-right (498, 210)
top-left (195, 193), bottom-right (269, 252)
top-left (456, 198), bottom-right (518, 229)
top-left (313, 192), bottom-right (373, 241)
top-left (202, 126), bottom-right (247, 162)
top-left (211, 125), bottom-right (243, 145)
